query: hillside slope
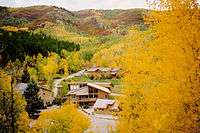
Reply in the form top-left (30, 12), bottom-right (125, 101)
top-left (0, 5), bottom-right (147, 36)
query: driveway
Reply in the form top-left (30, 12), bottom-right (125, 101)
top-left (52, 69), bottom-right (86, 97)
top-left (85, 115), bottom-right (117, 133)
top-left (82, 109), bottom-right (118, 133)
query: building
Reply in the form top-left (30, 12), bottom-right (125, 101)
top-left (91, 82), bottom-right (113, 90)
top-left (14, 83), bottom-right (28, 94)
top-left (93, 99), bottom-right (115, 110)
top-left (93, 99), bottom-right (119, 111)
top-left (85, 67), bottom-right (120, 78)
top-left (67, 82), bottom-right (111, 107)
top-left (15, 83), bottom-right (54, 106)
top-left (38, 84), bottom-right (54, 106)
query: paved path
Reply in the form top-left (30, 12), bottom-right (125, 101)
top-left (81, 109), bottom-right (118, 133)
top-left (52, 69), bottom-right (86, 97)
top-left (85, 115), bottom-right (117, 133)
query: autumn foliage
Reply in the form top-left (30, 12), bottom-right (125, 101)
top-left (118, 0), bottom-right (200, 132)
top-left (32, 103), bottom-right (90, 133)
top-left (0, 70), bottom-right (29, 132)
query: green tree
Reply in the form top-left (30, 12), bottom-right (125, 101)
top-left (0, 27), bottom-right (80, 63)
top-left (24, 80), bottom-right (44, 118)
top-left (21, 68), bottom-right (30, 83)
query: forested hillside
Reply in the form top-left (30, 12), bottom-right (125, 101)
top-left (0, 5), bottom-right (146, 36)
top-left (0, 28), bottom-right (80, 64)
top-left (0, 0), bottom-right (199, 132)
top-left (0, 5), bottom-right (147, 67)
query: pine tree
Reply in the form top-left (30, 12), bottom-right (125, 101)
top-left (24, 80), bottom-right (44, 118)
top-left (21, 68), bottom-right (30, 83)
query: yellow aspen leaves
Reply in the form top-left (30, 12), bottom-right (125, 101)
top-left (118, 0), bottom-right (200, 132)
top-left (32, 103), bottom-right (90, 133)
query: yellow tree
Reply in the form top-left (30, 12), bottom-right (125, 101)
top-left (41, 53), bottom-right (59, 81)
top-left (147, 0), bottom-right (200, 132)
top-left (58, 58), bottom-right (68, 75)
top-left (91, 31), bottom-right (135, 68)
top-left (0, 69), bottom-right (30, 132)
top-left (67, 52), bottom-right (84, 73)
top-left (32, 103), bottom-right (90, 133)
top-left (118, 0), bottom-right (200, 132)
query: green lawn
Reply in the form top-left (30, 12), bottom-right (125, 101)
top-left (67, 76), bottom-right (122, 86)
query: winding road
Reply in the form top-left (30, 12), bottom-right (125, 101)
top-left (52, 69), bottom-right (86, 97)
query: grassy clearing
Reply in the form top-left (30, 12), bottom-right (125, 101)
top-left (67, 76), bottom-right (122, 85)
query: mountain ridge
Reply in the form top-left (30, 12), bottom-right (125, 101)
top-left (0, 5), bottom-right (147, 36)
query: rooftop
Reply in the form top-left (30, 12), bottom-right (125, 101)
top-left (87, 83), bottom-right (111, 93)
top-left (14, 83), bottom-right (28, 94)
top-left (93, 99), bottom-right (115, 109)
top-left (67, 82), bottom-right (111, 95)
top-left (86, 67), bottom-right (120, 72)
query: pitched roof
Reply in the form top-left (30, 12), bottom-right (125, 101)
top-left (99, 67), bottom-right (110, 72)
top-left (90, 82), bottom-right (113, 88)
top-left (14, 83), bottom-right (28, 94)
top-left (87, 67), bottom-right (98, 72)
top-left (93, 99), bottom-right (115, 109)
top-left (67, 82), bottom-right (111, 95)
top-left (86, 67), bottom-right (120, 74)
top-left (111, 68), bottom-right (120, 72)
top-left (87, 83), bottom-right (111, 93)
top-left (87, 67), bottom-right (111, 72)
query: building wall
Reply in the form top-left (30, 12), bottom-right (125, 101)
top-left (98, 90), bottom-right (108, 99)
top-left (67, 84), bottom-right (109, 107)
top-left (69, 84), bottom-right (80, 90)
top-left (38, 89), bottom-right (54, 105)
top-left (68, 83), bottom-right (87, 91)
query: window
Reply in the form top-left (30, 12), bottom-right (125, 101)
top-left (89, 88), bottom-right (98, 93)
top-left (94, 94), bottom-right (98, 98)
top-left (105, 94), bottom-right (108, 99)
top-left (89, 88), bottom-right (93, 93)
top-left (94, 89), bottom-right (98, 93)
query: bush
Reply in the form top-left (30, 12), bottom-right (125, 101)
top-left (0, 17), bottom-right (29, 26)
